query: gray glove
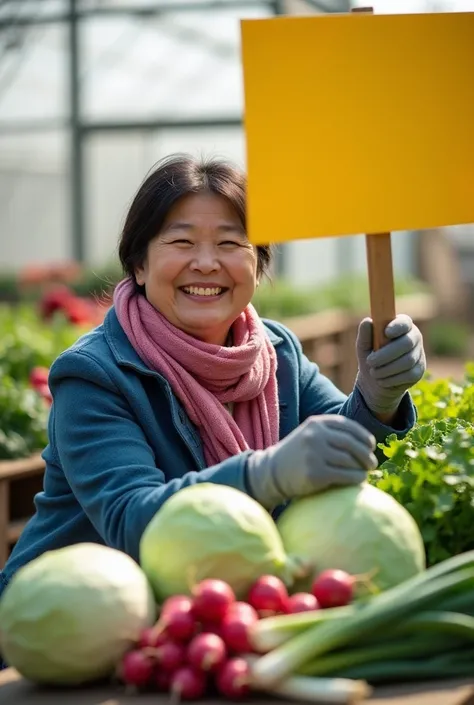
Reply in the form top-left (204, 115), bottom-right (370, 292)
top-left (355, 314), bottom-right (426, 416)
top-left (246, 415), bottom-right (378, 510)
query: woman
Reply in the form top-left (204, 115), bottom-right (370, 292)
top-left (0, 154), bottom-right (426, 602)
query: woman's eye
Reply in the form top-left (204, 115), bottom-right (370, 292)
top-left (219, 240), bottom-right (240, 247)
top-left (172, 239), bottom-right (193, 246)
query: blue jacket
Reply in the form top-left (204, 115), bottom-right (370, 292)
top-left (0, 308), bottom-right (415, 599)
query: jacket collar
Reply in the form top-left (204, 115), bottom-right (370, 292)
top-left (103, 306), bottom-right (283, 378)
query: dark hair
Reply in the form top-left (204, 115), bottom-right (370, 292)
top-left (118, 153), bottom-right (272, 280)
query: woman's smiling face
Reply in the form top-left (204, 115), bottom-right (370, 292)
top-left (135, 191), bottom-right (259, 346)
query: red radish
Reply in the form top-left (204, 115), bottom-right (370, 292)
top-left (138, 626), bottom-right (168, 649)
top-left (192, 579), bottom-right (235, 623)
top-left (199, 621), bottom-right (223, 637)
top-left (171, 666), bottom-right (207, 700)
top-left (161, 594), bottom-right (193, 617)
top-left (287, 592), bottom-right (320, 613)
top-left (216, 657), bottom-right (251, 699)
top-left (164, 609), bottom-right (197, 642)
top-left (220, 604), bottom-right (259, 654)
top-left (247, 576), bottom-right (289, 615)
top-left (187, 632), bottom-right (227, 672)
top-left (311, 569), bottom-right (354, 608)
top-left (227, 601), bottom-right (259, 619)
top-left (155, 640), bottom-right (187, 670)
top-left (160, 598), bottom-right (197, 641)
top-left (119, 649), bottom-right (153, 686)
top-left (155, 669), bottom-right (172, 692)
top-left (29, 366), bottom-right (49, 388)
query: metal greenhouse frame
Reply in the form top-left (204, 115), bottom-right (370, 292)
top-left (0, 0), bottom-right (351, 264)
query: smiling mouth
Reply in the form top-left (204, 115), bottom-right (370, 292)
top-left (180, 286), bottom-right (227, 297)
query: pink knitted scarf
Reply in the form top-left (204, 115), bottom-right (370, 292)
top-left (113, 278), bottom-right (280, 467)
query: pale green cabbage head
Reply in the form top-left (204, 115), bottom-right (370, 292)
top-left (140, 483), bottom-right (301, 601)
top-left (0, 543), bottom-right (155, 685)
top-left (277, 483), bottom-right (426, 595)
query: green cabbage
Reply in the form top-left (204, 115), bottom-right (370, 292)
top-left (277, 483), bottom-right (426, 595)
top-left (0, 543), bottom-right (155, 684)
top-left (140, 483), bottom-right (301, 601)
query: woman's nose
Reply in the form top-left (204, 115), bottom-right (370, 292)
top-left (189, 245), bottom-right (221, 273)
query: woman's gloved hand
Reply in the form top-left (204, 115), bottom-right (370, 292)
top-left (355, 314), bottom-right (426, 417)
top-left (246, 415), bottom-right (377, 510)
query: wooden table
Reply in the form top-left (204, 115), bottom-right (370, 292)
top-left (1, 668), bottom-right (473, 705)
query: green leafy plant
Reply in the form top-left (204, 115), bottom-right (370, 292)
top-left (0, 303), bottom-right (94, 459)
top-left (0, 304), bottom-right (90, 382)
top-left (0, 375), bottom-right (50, 459)
top-left (370, 368), bottom-right (474, 566)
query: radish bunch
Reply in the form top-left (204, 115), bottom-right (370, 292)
top-left (117, 570), bottom-right (355, 700)
top-left (117, 578), bottom-right (259, 699)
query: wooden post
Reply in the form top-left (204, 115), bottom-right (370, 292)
top-left (352, 6), bottom-right (397, 350)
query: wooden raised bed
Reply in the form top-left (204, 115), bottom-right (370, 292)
top-left (0, 293), bottom-right (437, 568)
top-left (0, 454), bottom-right (45, 568)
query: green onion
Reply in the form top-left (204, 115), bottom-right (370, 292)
top-left (392, 610), bottom-right (474, 641)
top-left (251, 565), bottom-right (474, 687)
top-left (436, 589), bottom-right (474, 614)
top-left (251, 605), bottom-right (354, 652)
top-left (298, 634), bottom-right (465, 677)
top-left (335, 650), bottom-right (474, 684)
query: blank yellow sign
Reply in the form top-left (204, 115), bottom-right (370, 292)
top-left (240, 12), bottom-right (474, 245)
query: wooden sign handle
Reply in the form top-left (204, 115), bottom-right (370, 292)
top-left (366, 232), bottom-right (397, 350)
top-left (351, 6), bottom-right (396, 350)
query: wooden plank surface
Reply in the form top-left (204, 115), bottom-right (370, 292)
top-left (0, 670), bottom-right (473, 705)
top-left (0, 454), bottom-right (45, 482)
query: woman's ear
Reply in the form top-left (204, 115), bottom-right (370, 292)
top-left (134, 262), bottom-right (146, 286)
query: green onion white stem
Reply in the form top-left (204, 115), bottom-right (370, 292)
top-left (245, 655), bottom-right (370, 704)
top-left (256, 674), bottom-right (371, 704)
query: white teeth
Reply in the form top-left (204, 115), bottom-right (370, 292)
top-left (182, 286), bottom-right (223, 297)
